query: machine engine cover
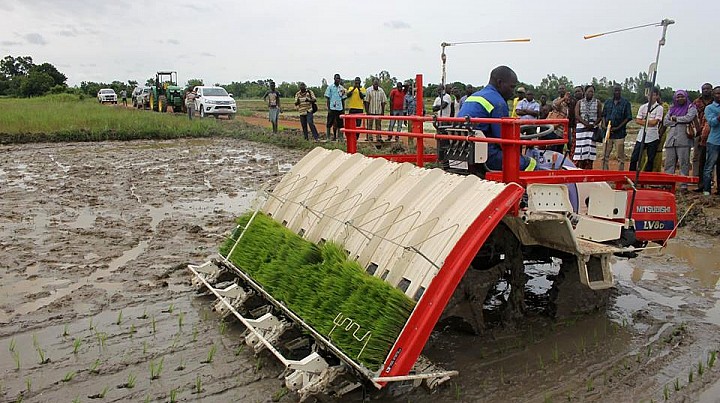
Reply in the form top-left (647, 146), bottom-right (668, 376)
top-left (628, 190), bottom-right (677, 242)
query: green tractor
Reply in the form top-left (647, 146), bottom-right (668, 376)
top-left (149, 71), bottom-right (184, 113)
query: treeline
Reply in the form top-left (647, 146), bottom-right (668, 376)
top-left (0, 54), bottom-right (701, 103)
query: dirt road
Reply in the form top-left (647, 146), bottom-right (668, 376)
top-left (1, 139), bottom-right (719, 402)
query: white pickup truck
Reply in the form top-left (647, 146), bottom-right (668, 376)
top-left (97, 89), bottom-right (117, 104)
top-left (193, 86), bottom-right (237, 119)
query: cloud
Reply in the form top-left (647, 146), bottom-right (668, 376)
top-left (200, 52), bottom-right (215, 57)
top-left (1, 40), bottom-right (22, 46)
top-left (410, 44), bottom-right (422, 52)
top-left (383, 20), bottom-right (411, 30)
top-left (24, 33), bottom-right (47, 45)
top-left (167, 39), bottom-right (180, 45)
top-left (57, 30), bottom-right (77, 37)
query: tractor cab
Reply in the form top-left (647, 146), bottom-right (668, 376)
top-left (149, 71), bottom-right (184, 112)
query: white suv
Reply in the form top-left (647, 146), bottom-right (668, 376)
top-left (193, 86), bottom-right (236, 119)
top-left (97, 89), bottom-right (117, 104)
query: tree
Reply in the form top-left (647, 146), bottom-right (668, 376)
top-left (17, 71), bottom-right (54, 97)
top-left (146, 77), bottom-right (155, 86)
top-left (31, 62), bottom-right (67, 86)
top-left (0, 55), bottom-right (33, 78)
top-left (186, 78), bottom-right (204, 90)
top-left (537, 74), bottom-right (573, 99)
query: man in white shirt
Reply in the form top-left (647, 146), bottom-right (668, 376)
top-left (515, 90), bottom-right (540, 120)
top-left (629, 88), bottom-right (664, 171)
top-left (432, 87), bottom-right (452, 117)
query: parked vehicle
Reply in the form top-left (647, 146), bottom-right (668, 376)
top-left (134, 87), bottom-right (151, 109)
top-left (131, 86), bottom-right (145, 107)
top-left (149, 71), bottom-right (184, 112)
top-left (97, 89), bottom-right (117, 104)
top-left (193, 86), bottom-right (237, 119)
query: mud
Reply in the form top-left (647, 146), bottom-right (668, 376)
top-left (1, 139), bottom-right (720, 403)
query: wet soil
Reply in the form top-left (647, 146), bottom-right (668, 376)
top-left (1, 138), bottom-right (720, 403)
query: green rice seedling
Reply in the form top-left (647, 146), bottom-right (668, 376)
top-left (72, 396), bottom-right (80, 403)
top-left (89, 358), bottom-right (101, 374)
top-left (164, 304), bottom-right (175, 314)
top-left (150, 357), bottom-right (164, 380)
top-left (195, 375), bottom-right (203, 394)
top-left (709, 351), bottom-right (717, 368)
top-left (219, 320), bottom-right (227, 335)
top-left (698, 360), bottom-right (704, 376)
top-left (235, 345), bottom-right (244, 356)
top-left (25, 378), bottom-right (31, 394)
top-left (552, 342), bottom-right (559, 363)
top-left (674, 378), bottom-right (680, 391)
top-left (139, 308), bottom-right (148, 320)
top-left (646, 345), bottom-right (652, 357)
top-left (63, 324), bottom-right (70, 337)
top-left (96, 332), bottom-right (107, 352)
top-left (126, 373), bottom-right (137, 389)
top-left (143, 341), bottom-right (148, 356)
top-left (688, 370), bottom-right (693, 383)
top-left (116, 310), bottom-right (123, 326)
top-left (13, 351), bottom-right (21, 370)
top-left (202, 344), bottom-right (217, 364)
top-left (36, 347), bottom-right (49, 364)
top-left (586, 378), bottom-right (594, 392)
top-left (177, 312), bottom-right (184, 331)
top-left (88, 385), bottom-right (109, 399)
top-left (176, 356), bottom-right (185, 371)
top-left (151, 315), bottom-right (156, 334)
top-left (663, 384), bottom-right (669, 400)
top-left (169, 388), bottom-right (178, 403)
top-left (144, 395), bottom-right (150, 403)
top-left (15, 392), bottom-right (23, 403)
top-left (129, 323), bottom-right (136, 337)
top-left (32, 333), bottom-right (38, 349)
top-left (73, 338), bottom-right (81, 354)
top-left (254, 356), bottom-right (263, 372)
top-left (538, 354), bottom-right (545, 370)
top-left (89, 318), bottom-right (94, 331)
top-left (62, 371), bottom-right (76, 382)
top-left (9, 338), bottom-right (16, 352)
top-left (454, 383), bottom-right (461, 400)
top-left (171, 334), bottom-right (180, 349)
top-left (272, 387), bottom-right (288, 402)
top-left (543, 393), bottom-right (553, 403)
top-left (192, 325), bottom-right (198, 342)
top-left (219, 212), bottom-right (416, 370)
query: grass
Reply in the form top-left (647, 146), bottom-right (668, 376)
top-left (195, 375), bottom-right (203, 394)
top-left (150, 357), bottom-right (164, 380)
top-left (116, 310), bottom-right (123, 325)
top-left (13, 351), bottom-right (21, 370)
top-left (89, 358), bottom-right (101, 374)
top-left (36, 347), bottom-right (49, 364)
top-left (220, 212), bottom-right (416, 371)
top-left (0, 94), bottom-right (222, 143)
top-left (169, 388), bottom-right (178, 403)
top-left (62, 371), bottom-right (76, 382)
top-left (202, 344), bottom-right (217, 364)
top-left (72, 338), bottom-right (81, 354)
top-left (178, 312), bottom-right (184, 330)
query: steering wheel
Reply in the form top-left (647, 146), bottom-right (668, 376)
top-left (519, 124), bottom-right (555, 140)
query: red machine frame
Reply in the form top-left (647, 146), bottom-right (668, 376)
top-left (338, 74), bottom-right (696, 384)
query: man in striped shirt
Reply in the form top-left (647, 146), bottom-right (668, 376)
top-left (364, 78), bottom-right (387, 141)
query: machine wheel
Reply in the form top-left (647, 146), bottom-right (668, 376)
top-left (149, 93), bottom-right (155, 111)
top-left (158, 95), bottom-right (166, 113)
top-left (548, 254), bottom-right (611, 317)
top-left (439, 223), bottom-right (525, 333)
top-left (200, 106), bottom-right (206, 118)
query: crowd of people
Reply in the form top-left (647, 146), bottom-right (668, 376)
top-left (257, 70), bottom-right (720, 196)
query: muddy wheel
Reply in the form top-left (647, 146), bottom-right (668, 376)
top-left (200, 106), bottom-right (206, 118)
top-left (439, 223), bottom-right (525, 333)
top-left (548, 254), bottom-right (611, 317)
top-left (149, 93), bottom-right (155, 111)
top-left (159, 95), bottom-right (166, 113)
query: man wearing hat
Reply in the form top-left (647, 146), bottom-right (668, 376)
top-left (511, 87), bottom-right (526, 118)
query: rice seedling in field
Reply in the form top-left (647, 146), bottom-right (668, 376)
top-left (698, 360), bottom-right (704, 376)
top-left (88, 386), bottom-right (109, 399)
top-left (62, 324), bottom-right (70, 337)
top-left (254, 356), bottom-right (263, 372)
top-left (72, 396), bottom-right (80, 403)
top-left (177, 312), bottom-right (184, 330)
top-left (8, 338), bottom-right (16, 352)
top-left (234, 345), bottom-right (244, 356)
top-left (62, 371), bottom-right (76, 382)
top-left (25, 378), bottom-right (31, 394)
top-left (219, 320), bottom-right (227, 335)
top-left (674, 378), bottom-right (680, 391)
top-left (118, 373), bottom-right (137, 389)
top-left (150, 357), bottom-right (164, 380)
top-left (271, 387), bottom-right (288, 402)
top-left (143, 341), bottom-right (148, 355)
top-left (176, 356), bottom-right (185, 371)
top-left (219, 212), bottom-right (416, 370)
top-left (13, 351), bottom-right (21, 370)
top-left (709, 351), bottom-right (717, 368)
top-left (163, 304), bottom-right (175, 314)
top-left (169, 388), bottom-right (178, 403)
top-left (151, 315), bottom-right (157, 334)
top-left (552, 342), bottom-right (560, 363)
top-left (32, 334), bottom-right (38, 349)
top-left (586, 378), bottom-right (594, 392)
top-left (688, 370), bottom-right (693, 383)
top-left (130, 323), bottom-right (136, 336)
top-left (73, 338), bottom-right (81, 354)
top-left (139, 308), bottom-right (148, 320)
top-left (663, 384), bottom-right (669, 400)
top-left (116, 310), bottom-right (123, 325)
top-left (195, 375), bottom-right (203, 394)
top-left (89, 358), bottom-right (101, 374)
top-left (36, 347), bottom-right (49, 364)
top-left (202, 344), bottom-right (217, 364)
top-left (192, 325), bottom-right (198, 342)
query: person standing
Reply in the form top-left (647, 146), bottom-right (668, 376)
top-left (263, 81), bottom-right (281, 133)
top-left (345, 77), bottom-right (366, 140)
top-left (573, 85), bottom-right (602, 169)
top-left (404, 85), bottom-right (417, 133)
top-left (324, 73), bottom-right (346, 141)
top-left (294, 82), bottom-right (319, 141)
top-left (629, 88), bottom-right (664, 172)
top-left (663, 90), bottom-right (698, 190)
top-left (458, 85), bottom-right (474, 111)
top-left (432, 87), bottom-right (452, 118)
top-left (692, 83), bottom-right (715, 190)
top-left (515, 90), bottom-right (540, 120)
top-left (185, 89), bottom-right (196, 120)
top-left (539, 94), bottom-right (551, 119)
top-left (364, 78), bottom-right (386, 141)
top-left (120, 89), bottom-right (127, 107)
top-left (600, 85), bottom-right (632, 170)
top-left (701, 86), bottom-right (720, 196)
top-left (511, 87), bottom-right (525, 118)
top-left (388, 82), bottom-right (406, 139)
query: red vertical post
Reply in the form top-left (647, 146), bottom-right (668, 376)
top-left (501, 119), bottom-right (520, 184)
top-left (415, 74), bottom-right (424, 167)
top-left (345, 115), bottom-right (357, 154)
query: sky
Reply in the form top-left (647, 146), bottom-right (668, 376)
top-left (1, 0), bottom-right (717, 91)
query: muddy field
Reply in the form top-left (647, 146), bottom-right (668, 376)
top-left (1, 138), bottom-right (720, 403)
